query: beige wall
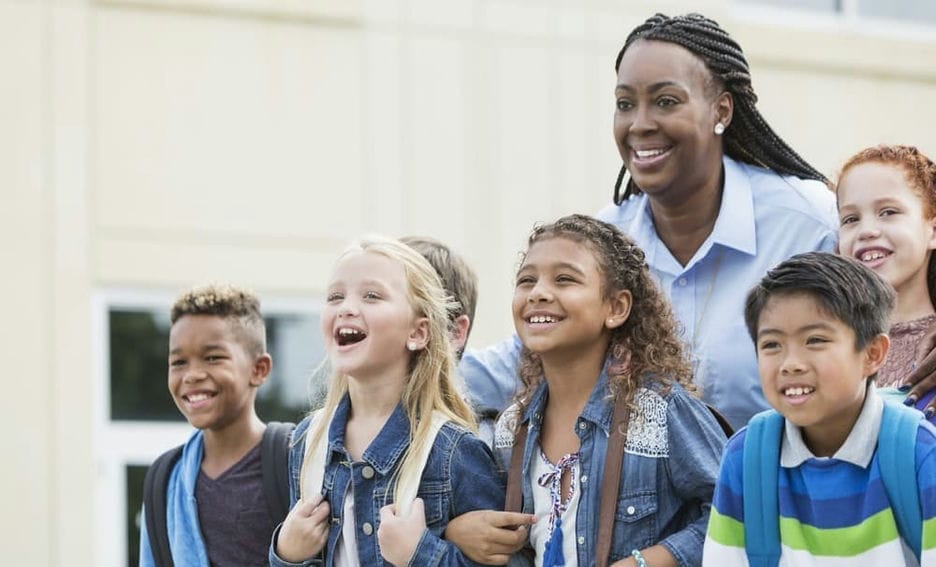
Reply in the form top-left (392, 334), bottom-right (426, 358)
top-left (2, 0), bottom-right (935, 563)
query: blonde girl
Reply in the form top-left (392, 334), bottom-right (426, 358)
top-left (270, 236), bottom-right (504, 566)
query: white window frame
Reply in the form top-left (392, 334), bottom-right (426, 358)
top-left (92, 288), bottom-right (322, 567)
top-left (735, 0), bottom-right (936, 42)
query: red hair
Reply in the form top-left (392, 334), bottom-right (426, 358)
top-left (837, 144), bottom-right (936, 216)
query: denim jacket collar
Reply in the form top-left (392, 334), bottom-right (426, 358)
top-left (326, 393), bottom-right (412, 476)
top-left (520, 366), bottom-right (615, 437)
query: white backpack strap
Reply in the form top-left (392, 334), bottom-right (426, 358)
top-left (299, 409), bottom-right (330, 502)
top-left (394, 411), bottom-right (449, 517)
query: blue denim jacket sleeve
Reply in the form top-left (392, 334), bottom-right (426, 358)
top-left (408, 428), bottom-right (507, 566)
top-left (268, 523), bottom-right (323, 567)
top-left (270, 418), bottom-right (320, 567)
top-left (657, 390), bottom-right (727, 566)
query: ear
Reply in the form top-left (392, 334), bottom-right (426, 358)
top-left (926, 216), bottom-right (936, 250)
top-left (449, 314), bottom-right (471, 353)
top-left (714, 90), bottom-right (734, 131)
top-left (604, 289), bottom-right (633, 330)
top-left (862, 333), bottom-right (890, 378)
top-left (250, 353), bottom-right (273, 388)
top-left (408, 317), bottom-right (430, 351)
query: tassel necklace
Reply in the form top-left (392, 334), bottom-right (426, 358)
top-left (538, 450), bottom-right (580, 567)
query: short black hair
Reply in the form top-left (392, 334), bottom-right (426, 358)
top-left (744, 252), bottom-right (894, 351)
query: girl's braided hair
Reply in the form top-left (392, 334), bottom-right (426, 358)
top-left (613, 13), bottom-right (828, 204)
top-left (515, 214), bottom-right (695, 416)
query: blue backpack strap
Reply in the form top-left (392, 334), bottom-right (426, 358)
top-left (742, 410), bottom-right (784, 567)
top-left (878, 401), bottom-right (924, 561)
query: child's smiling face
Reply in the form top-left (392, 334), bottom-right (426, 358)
top-left (168, 314), bottom-right (267, 432)
top-left (754, 292), bottom-right (887, 455)
top-left (321, 251), bottom-right (425, 382)
top-left (512, 237), bottom-right (619, 361)
top-left (838, 161), bottom-right (936, 298)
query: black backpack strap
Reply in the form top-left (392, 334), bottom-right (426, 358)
top-left (142, 445), bottom-right (183, 567)
top-left (262, 421), bottom-right (296, 523)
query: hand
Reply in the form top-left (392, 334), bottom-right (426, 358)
top-left (905, 327), bottom-right (936, 419)
top-left (275, 494), bottom-right (331, 563)
top-left (378, 498), bottom-right (427, 566)
top-left (444, 510), bottom-right (535, 565)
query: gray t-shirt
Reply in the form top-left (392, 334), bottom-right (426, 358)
top-left (195, 442), bottom-right (276, 567)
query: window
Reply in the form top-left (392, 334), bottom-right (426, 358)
top-left (737, 0), bottom-right (838, 12)
top-left (109, 307), bottom-right (323, 423)
top-left (737, 0), bottom-right (936, 25)
top-left (95, 290), bottom-right (325, 567)
top-left (857, 0), bottom-right (936, 24)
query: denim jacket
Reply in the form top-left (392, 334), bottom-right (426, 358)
top-left (270, 394), bottom-right (505, 566)
top-left (493, 372), bottom-right (726, 566)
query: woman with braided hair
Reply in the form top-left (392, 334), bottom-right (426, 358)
top-left (596, 12), bottom-right (838, 431)
top-left (449, 13), bottom-right (837, 566)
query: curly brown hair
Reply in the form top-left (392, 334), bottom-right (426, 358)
top-left (515, 214), bottom-right (695, 415)
top-left (170, 283), bottom-right (266, 357)
top-left (837, 144), bottom-right (936, 308)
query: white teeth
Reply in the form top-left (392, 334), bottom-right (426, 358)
top-left (338, 328), bottom-right (363, 336)
top-left (529, 315), bottom-right (557, 324)
top-left (187, 393), bottom-right (211, 402)
top-left (635, 148), bottom-right (667, 158)
top-left (783, 386), bottom-right (815, 397)
top-left (859, 250), bottom-right (887, 262)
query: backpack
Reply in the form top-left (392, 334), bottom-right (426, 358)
top-left (142, 421), bottom-right (295, 567)
top-left (300, 409), bottom-right (448, 517)
top-left (742, 402), bottom-right (924, 567)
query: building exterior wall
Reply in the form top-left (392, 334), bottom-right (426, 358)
top-left (2, 0), bottom-right (934, 564)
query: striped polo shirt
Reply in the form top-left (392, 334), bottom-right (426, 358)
top-left (704, 391), bottom-right (936, 566)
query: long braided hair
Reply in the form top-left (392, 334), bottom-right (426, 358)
top-left (613, 13), bottom-right (828, 204)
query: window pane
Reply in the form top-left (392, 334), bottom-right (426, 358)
top-left (737, 0), bottom-right (839, 11)
top-left (127, 464), bottom-right (146, 567)
top-left (109, 307), bottom-right (323, 423)
top-left (110, 310), bottom-right (176, 421)
top-left (857, 0), bottom-right (936, 23)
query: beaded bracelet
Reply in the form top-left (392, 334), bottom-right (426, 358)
top-left (631, 549), bottom-right (648, 567)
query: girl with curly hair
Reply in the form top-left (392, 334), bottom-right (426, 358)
top-left (450, 215), bottom-right (727, 567)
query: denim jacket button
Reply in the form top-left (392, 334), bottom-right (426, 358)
top-left (581, 475), bottom-right (588, 484)
top-left (578, 422), bottom-right (587, 430)
top-left (577, 536), bottom-right (585, 545)
top-left (626, 505), bottom-right (636, 515)
top-left (362, 522), bottom-right (374, 535)
top-left (362, 465), bottom-right (375, 479)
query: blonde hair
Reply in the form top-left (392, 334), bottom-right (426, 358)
top-left (303, 235), bottom-right (476, 503)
